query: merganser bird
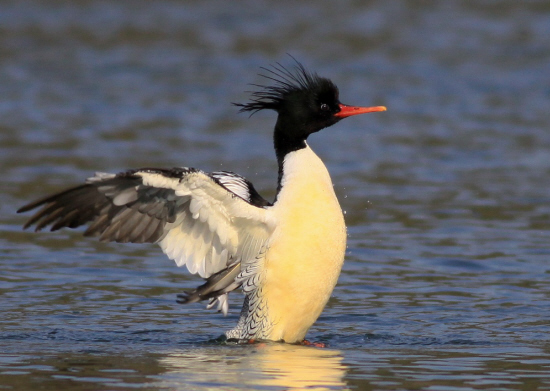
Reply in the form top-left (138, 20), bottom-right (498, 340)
top-left (17, 61), bottom-right (386, 344)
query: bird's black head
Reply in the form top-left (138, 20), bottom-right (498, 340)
top-left (234, 59), bottom-right (386, 159)
top-left (235, 61), bottom-right (343, 135)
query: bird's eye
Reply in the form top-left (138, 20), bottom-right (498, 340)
top-left (320, 103), bottom-right (330, 111)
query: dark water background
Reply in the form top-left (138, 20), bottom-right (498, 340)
top-left (2, 1), bottom-right (550, 390)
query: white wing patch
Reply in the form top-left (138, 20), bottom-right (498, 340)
top-left (131, 170), bottom-right (275, 279)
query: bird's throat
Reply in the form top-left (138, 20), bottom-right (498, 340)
top-left (273, 122), bottom-right (308, 195)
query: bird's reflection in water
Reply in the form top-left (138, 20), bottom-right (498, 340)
top-left (157, 342), bottom-right (347, 390)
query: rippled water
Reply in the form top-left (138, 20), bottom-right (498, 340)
top-left (2, 1), bottom-right (550, 390)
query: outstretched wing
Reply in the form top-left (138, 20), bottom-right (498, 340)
top-left (17, 167), bottom-right (275, 308)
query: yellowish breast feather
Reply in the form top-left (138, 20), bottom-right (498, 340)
top-left (261, 145), bottom-right (346, 342)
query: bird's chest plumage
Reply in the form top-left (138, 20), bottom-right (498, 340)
top-left (261, 145), bottom-right (346, 342)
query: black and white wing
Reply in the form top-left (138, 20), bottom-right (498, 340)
top-left (17, 167), bottom-right (275, 312)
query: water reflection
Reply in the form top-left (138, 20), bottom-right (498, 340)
top-left (158, 343), bottom-right (347, 390)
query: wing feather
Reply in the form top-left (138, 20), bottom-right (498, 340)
top-left (18, 167), bottom-right (274, 312)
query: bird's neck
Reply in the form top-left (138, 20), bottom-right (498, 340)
top-left (272, 142), bottom-right (336, 212)
top-left (273, 119), bottom-right (307, 194)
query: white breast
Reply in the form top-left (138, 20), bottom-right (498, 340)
top-left (260, 143), bottom-right (347, 342)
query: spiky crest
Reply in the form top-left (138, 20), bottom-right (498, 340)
top-left (233, 59), bottom-right (337, 115)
